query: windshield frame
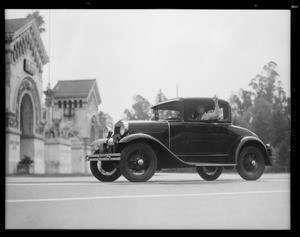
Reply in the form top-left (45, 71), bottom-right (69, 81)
top-left (151, 101), bottom-right (184, 121)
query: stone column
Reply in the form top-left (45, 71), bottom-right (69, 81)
top-left (83, 137), bottom-right (92, 174)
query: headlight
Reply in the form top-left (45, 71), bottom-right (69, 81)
top-left (103, 126), bottom-right (113, 138)
top-left (120, 121), bottom-right (129, 136)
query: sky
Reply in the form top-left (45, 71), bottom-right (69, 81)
top-left (5, 9), bottom-right (291, 124)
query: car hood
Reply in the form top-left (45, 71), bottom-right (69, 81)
top-left (127, 120), bottom-right (169, 135)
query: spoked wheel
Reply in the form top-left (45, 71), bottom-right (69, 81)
top-left (236, 146), bottom-right (265, 180)
top-left (120, 143), bottom-right (157, 182)
top-left (90, 150), bottom-right (121, 182)
top-left (196, 166), bottom-right (223, 181)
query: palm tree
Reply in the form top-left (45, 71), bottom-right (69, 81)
top-left (26, 10), bottom-right (45, 33)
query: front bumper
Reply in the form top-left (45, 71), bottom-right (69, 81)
top-left (85, 153), bottom-right (121, 162)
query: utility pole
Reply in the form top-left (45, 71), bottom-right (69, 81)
top-left (176, 84), bottom-right (178, 98)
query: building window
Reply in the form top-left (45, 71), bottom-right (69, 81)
top-left (58, 101), bottom-right (62, 108)
top-left (74, 100), bottom-right (77, 108)
top-left (68, 100), bottom-right (72, 115)
top-left (63, 100), bottom-right (74, 117)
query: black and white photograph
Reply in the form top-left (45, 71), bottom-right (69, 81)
top-left (5, 7), bottom-right (295, 229)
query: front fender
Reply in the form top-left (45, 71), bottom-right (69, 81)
top-left (90, 138), bottom-right (114, 153)
top-left (118, 133), bottom-right (193, 168)
top-left (119, 133), bottom-right (165, 146)
top-left (91, 138), bottom-right (107, 149)
top-left (231, 136), bottom-right (271, 165)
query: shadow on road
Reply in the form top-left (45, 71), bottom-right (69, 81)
top-left (111, 178), bottom-right (245, 185)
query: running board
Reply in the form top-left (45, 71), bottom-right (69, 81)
top-left (186, 162), bottom-right (236, 167)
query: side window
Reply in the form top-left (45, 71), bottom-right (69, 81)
top-left (219, 102), bottom-right (230, 122)
top-left (185, 100), bottom-right (230, 122)
top-left (156, 101), bottom-right (183, 121)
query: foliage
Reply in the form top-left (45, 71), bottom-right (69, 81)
top-left (26, 10), bottom-right (45, 33)
top-left (124, 89), bottom-right (170, 121)
top-left (98, 111), bottom-right (114, 137)
top-left (229, 61), bottom-right (290, 165)
top-left (123, 95), bottom-right (152, 120)
top-left (156, 89), bottom-right (168, 104)
top-left (154, 89), bottom-right (173, 119)
top-left (18, 156), bottom-right (34, 165)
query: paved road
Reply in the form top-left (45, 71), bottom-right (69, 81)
top-left (5, 172), bottom-right (290, 229)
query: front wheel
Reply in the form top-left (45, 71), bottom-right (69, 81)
top-left (236, 146), bottom-right (265, 180)
top-left (90, 150), bottom-right (121, 182)
top-left (120, 143), bottom-right (157, 182)
top-left (196, 166), bottom-right (223, 181)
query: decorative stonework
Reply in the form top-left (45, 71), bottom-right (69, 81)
top-left (15, 78), bottom-right (42, 135)
top-left (6, 111), bottom-right (18, 129)
top-left (7, 26), bottom-right (46, 74)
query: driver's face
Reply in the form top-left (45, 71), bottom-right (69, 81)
top-left (197, 105), bottom-right (205, 114)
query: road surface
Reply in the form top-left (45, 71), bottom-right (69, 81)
top-left (5, 172), bottom-right (290, 229)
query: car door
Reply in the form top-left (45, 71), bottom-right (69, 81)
top-left (180, 99), bottom-right (232, 165)
top-left (169, 120), bottom-right (186, 156)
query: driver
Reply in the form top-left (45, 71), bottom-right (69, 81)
top-left (193, 95), bottom-right (220, 120)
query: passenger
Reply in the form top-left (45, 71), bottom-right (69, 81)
top-left (193, 95), bottom-right (220, 120)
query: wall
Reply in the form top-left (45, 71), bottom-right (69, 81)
top-left (44, 138), bottom-right (72, 174)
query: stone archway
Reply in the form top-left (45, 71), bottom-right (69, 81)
top-left (90, 124), bottom-right (96, 142)
top-left (20, 94), bottom-right (34, 136)
top-left (19, 93), bottom-right (35, 161)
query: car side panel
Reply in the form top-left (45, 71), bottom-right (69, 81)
top-left (179, 122), bottom-right (232, 164)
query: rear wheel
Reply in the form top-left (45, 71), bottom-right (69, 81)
top-left (120, 143), bottom-right (157, 182)
top-left (196, 166), bottom-right (223, 181)
top-left (236, 146), bottom-right (265, 180)
top-left (90, 150), bottom-right (121, 182)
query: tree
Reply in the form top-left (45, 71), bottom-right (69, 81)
top-left (229, 88), bottom-right (254, 119)
top-left (98, 111), bottom-right (114, 138)
top-left (156, 89), bottom-right (168, 103)
top-left (123, 95), bottom-right (151, 120)
top-left (229, 61), bottom-right (290, 166)
top-left (26, 10), bottom-right (45, 33)
top-left (248, 61), bottom-right (287, 108)
top-left (154, 89), bottom-right (174, 119)
top-left (251, 97), bottom-right (273, 144)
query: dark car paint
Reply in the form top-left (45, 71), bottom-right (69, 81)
top-left (114, 98), bottom-right (271, 168)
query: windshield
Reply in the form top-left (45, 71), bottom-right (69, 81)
top-left (152, 101), bottom-right (183, 121)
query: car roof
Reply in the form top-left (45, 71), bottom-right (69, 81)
top-left (151, 97), bottom-right (229, 109)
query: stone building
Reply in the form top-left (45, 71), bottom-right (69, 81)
top-left (5, 17), bottom-right (103, 175)
top-left (5, 18), bottom-right (49, 174)
top-left (43, 79), bottom-right (102, 174)
top-left (52, 79), bottom-right (101, 140)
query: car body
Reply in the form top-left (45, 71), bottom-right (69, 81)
top-left (86, 97), bottom-right (273, 182)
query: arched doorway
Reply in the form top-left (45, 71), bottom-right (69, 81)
top-left (90, 125), bottom-right (96, 142)
top-left (19, 93), bottom-right (34, 161)
top-left (20, 94), bottom-right (34, 136)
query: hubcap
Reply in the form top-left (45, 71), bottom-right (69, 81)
top-left (137, 159), bottom-right (144, 166)
top-left (243, 153), bottom-right (258, 172)
top-left (127, 149), bottom-right (150, 175)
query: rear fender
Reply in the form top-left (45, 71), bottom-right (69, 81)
top-left (232, 136), bottom-right (271, 166)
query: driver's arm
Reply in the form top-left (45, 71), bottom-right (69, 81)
top-left (201, 95), bottom-right (220, 120)
top-left (211, 95), bottom-right (220, 120)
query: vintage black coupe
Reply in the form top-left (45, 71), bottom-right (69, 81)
top-left (85, 97), bottom-right (273, 182)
